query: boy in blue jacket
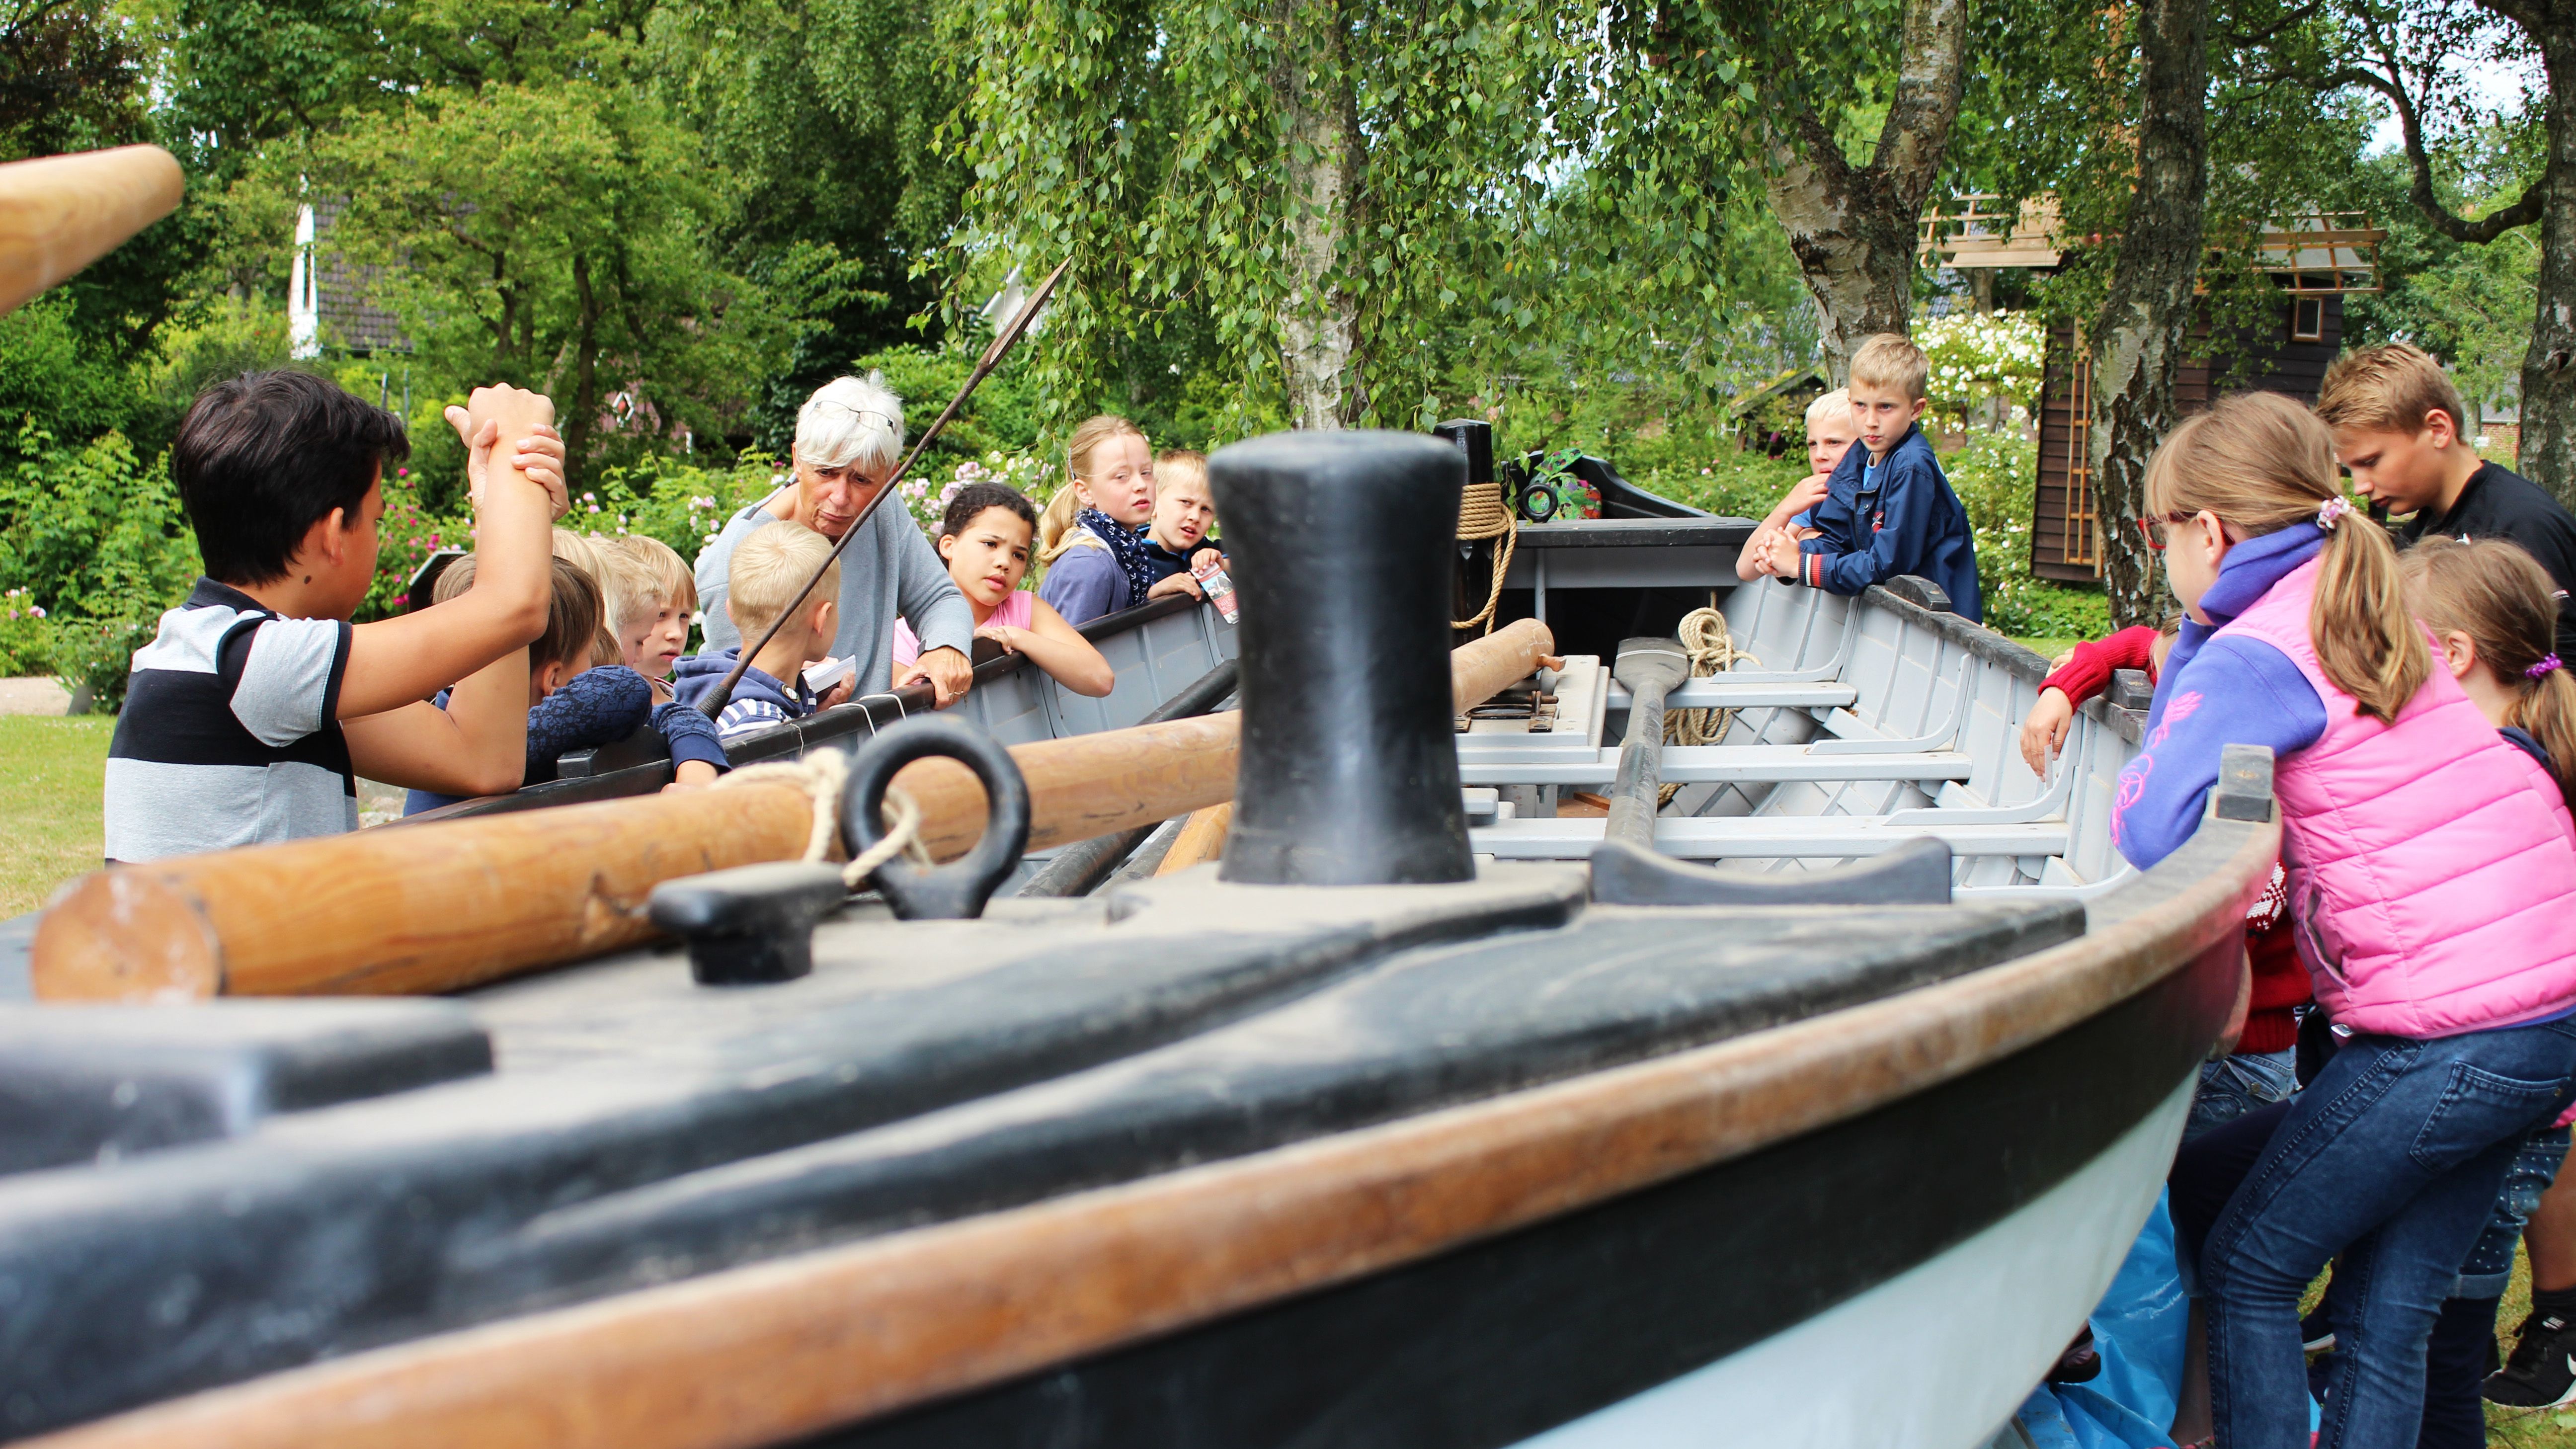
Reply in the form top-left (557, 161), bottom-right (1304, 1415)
top-left (1758, 333), bottom-right (1982, 623)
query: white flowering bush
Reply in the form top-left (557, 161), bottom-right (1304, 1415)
top-left (1918, 310), bottom-right (2049, 433)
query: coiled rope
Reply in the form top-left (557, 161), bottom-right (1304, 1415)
top-left (1658, 605), bottom-right (1756, 805)
top-left (1453, 482), bottom-right (1517, 635)
top-left (717, 750), bottom-right (932, 886)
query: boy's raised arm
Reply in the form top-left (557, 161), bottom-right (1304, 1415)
top-left (340, 386), bottom-right (560, 719)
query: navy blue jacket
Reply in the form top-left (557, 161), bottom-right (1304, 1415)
top-left (1794, 425), bottom-right (1983, 623)
top-left (404, 665), bottom-right (728, 814)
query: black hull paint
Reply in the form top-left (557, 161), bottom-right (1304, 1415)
top-left (809, 926), bottom-right (2239, 1449)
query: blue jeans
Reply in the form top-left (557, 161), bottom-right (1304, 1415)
top-left (2201, 1018), bottom-right (2576, 1449)
top-left (2187, 1047), bottom-right (2301, 1143)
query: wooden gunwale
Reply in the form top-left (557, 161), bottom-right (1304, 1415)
top-left (25, 805), bottom-right (2279, 1449)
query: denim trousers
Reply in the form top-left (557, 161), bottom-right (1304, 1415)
top-left (2186, 1047), bottom-right (2302, 1144)
top-left (2200, 1017), bottom-right (2576, 1449)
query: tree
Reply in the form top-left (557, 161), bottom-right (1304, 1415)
top-left (946, 0), bottom-right (1593, 433)
top-left (647, 0), bottom-right (967, 450)
top-left (2085, 0), bottom-right (2211, 626)
top-left (307, 80), bottom-right (775, 487)
top-left (1637, 0), bottom-right (1969, 378)
top-left (2322, 0), bottom-right (2576, 502)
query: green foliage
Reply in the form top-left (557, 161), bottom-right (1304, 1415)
top-left (305, 77), bottom-right (776, 488)
top-left (1945, 432), bottom-right (2115, 640)
top-left (850, 343), bottom-right (1042, 467)
top-left (2343, 138), bottom-right (2544, 415)
top-left (0, 298), bottom-right (144, 461)
top-left (0, 425), bottom-right (198, 624)
top-left (1640, 448), bottom-right (1809, 521)
top-left (51, 617), bottom-right (156, 713)
top-left (579, 454), bottom-right (792, 562)
top-left (0, 590), bottom-right (51, 675)
top-left (0, 426), bottom-right (197, 710)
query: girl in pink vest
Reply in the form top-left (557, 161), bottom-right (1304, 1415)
top-left (2113, 393), bottom-right (2576, 1449)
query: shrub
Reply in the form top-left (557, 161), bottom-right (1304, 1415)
top-left (0, 423), bottom-right (198, 624)
top-left (52, 616), bottom-right (155, 713)
top-left (0, 589), bottom-right (50, 675)
top-left (1945, 431), bottom-right (2113, 642)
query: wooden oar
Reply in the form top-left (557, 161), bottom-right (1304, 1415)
top-left (31, 620), bottom-right (1553, 1002)
top-left (0, 145), bottom-right (184, 317)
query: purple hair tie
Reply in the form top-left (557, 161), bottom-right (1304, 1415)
top-left (2529, 654), bottom-right (2565, 680)
top-left (2316, 496), bottom-right (2356, 530)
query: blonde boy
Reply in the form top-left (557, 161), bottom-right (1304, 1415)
top-left (1140, 449), bottom-right (1225, 601)
top-left (1736, 389), bottom-right (1857, 580)
top-left (594, 534), bottom-right (698, 688)
top-left (669, 522), bottom-right (840, 742)
top-left (1757, 334), bottom-right (1982, 623)
top-left (2320, 342), bottom-right (2576, 657)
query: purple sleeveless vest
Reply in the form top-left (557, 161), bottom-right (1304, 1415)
top-left (2220, 558), bottom-right (2576, 1038)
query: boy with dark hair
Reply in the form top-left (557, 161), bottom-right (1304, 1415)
top-left (1757, 334), bottom-right (1983, 623)
top-left (2319, 341), bottom-right (2576, 658)
top-left (105, 372), bottom-right (566, 861)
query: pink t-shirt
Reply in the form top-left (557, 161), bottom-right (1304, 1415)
top-left (894, 588), bottom-right (1036, 666)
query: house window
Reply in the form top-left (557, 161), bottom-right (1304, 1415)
top-left (2290, 297), bottom-right (2325, 342)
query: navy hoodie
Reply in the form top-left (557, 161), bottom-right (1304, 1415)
top-left (1794, 424), bottom-right (1984, 623)
top-left (671, 648), bottom-right (818, 743)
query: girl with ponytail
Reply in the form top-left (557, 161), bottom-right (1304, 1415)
top-left (1035, 415), bottom-right (1157, 627)
top-left (2117, 392), bottom-right (2576, 1449)
top-left (2401, 535), bottom-right (2576, 805)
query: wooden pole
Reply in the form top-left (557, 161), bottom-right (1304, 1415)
top-left (1153, 804), bottom-right (1234, 876)
top-left (30, 621), bottom-right (1553, 1002)
top-left (0, 146), bottom-right (185, 318)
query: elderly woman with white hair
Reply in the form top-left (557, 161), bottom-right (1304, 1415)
top-left (693, 375), bottom-right (976, 707)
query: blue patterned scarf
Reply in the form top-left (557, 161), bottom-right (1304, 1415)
top-left (1077, 506), bottom-right (1158, 603)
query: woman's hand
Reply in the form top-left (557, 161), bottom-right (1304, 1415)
top-left (975, 623), bottom-right (1023, 654)
top-left (1146, 571), bottom-right (1205, 601)
top-left (2019, 687), bottom-right (2075, 778)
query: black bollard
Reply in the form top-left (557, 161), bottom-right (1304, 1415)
top-left (1208, 430), bottom-right (1477, 886)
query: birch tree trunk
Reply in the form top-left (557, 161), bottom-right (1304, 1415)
top-left (2514, 9), bottom-right (2576, 502)
top-left (1272, 0), bottom-right (1364, 430)
top-left (1751, 0), bottom-right (1967, 378)
top-left (2087, 0), bottom-right (2210, 628)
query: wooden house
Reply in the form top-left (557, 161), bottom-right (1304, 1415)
top-left (1919, 202), bottom-right (2386, 584)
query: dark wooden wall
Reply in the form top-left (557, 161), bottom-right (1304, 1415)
top-left (2029, 295), bottom-right (2345, 583)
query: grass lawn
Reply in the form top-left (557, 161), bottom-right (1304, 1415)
top-left (0, 715), bottom-right (111, 916)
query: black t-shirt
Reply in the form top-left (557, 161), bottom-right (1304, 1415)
top-left (2400, 462), bottom-right (2576, 659)
top-left (1139, 534), bottom-right (1219, 585)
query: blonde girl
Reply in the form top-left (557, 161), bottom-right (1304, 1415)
top-left (2401, 535), bottom-right (2576, 802)
top-left (2120, 392), bottom-right (2576, 1449)
top-left (1036, 415), bottom-right (1156, 626)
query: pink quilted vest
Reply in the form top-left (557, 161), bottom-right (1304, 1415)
top-left (2220, 558), bottom-right (2576, 1038)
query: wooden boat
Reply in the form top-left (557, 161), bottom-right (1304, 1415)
top-left (2, 426), bottom-right (2271, 1449)
top-left (1, 150), bottom-right (2266, 1449)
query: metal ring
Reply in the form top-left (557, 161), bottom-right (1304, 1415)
top-left (839, 716), bottom-right (1030, 920)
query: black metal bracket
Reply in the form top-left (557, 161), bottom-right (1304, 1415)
top-left (2109, 667), bottom-right (2155, 713)
top-left (2213, 742), bottom-right (2276, 823)
top-left (843, 716), bottom-right (1032, 920)
top-left (1587, 836), bottom-right (1954, 907)
top-left (648, 862), bottom-right (850, 986)
top-left (1880, 574), bottom-right (1953, 614)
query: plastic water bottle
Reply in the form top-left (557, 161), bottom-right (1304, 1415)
top-left (1192, 556), bottom-right (1240, 623)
